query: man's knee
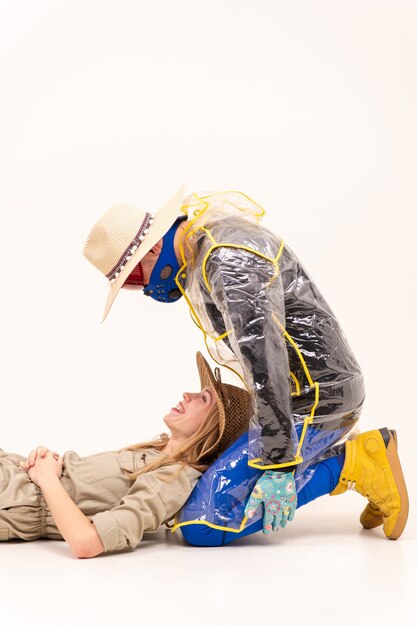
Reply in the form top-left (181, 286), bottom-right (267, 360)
top-left (180, 524), bottom-right (225, 547)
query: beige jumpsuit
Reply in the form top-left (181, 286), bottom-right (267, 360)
top-left (0, 447), bottom-right (202, 553)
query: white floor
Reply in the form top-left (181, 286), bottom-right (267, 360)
top-left (1, 492), bottom-right (415, 626)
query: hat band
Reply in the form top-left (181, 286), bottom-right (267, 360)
top-left (106, 212), bottom-right (155, 283)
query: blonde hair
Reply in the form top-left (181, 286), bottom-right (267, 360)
top-left (120, 402), bottom-right (221, 483)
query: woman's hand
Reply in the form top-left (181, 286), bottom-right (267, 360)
top-left (19, 446), bottom-right (60, 471)
top-left (20, 450), bottom-right (63, 487)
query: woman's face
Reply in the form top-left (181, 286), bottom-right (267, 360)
top-left (163, 387), bottom-right (217, 439)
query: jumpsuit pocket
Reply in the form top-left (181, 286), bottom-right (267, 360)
top-left (117, 451), bottom-right (136, 473)
top-left (77, 451), bottom-right (136, 483)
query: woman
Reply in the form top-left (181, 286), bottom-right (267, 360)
top-left (0, 352), bottom-right (251, 557)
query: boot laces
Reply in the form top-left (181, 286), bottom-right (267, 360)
top-left (347, 480), bottom-right (357, 491)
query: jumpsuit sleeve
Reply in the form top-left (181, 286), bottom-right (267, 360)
top-left (91, 465), bottom-right (200, 553)
top-left (205, 246), bottom-right (298, 469)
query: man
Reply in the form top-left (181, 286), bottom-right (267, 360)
top-left (83, 184), bottom-right (406, 537)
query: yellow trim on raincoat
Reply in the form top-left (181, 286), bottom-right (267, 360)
top-left (173, 191), bottom-right (320, 474)
top-left (170, 514), bottom-right (251, 534)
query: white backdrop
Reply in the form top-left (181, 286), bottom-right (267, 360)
top-left (0, 2), bottom-right (416, 624)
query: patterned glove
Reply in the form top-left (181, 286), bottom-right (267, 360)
top-left (244, 470), bottom-right (297, 534)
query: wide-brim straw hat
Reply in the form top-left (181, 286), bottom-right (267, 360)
top-left (196, 352), bottom-right (252, 461)
top-left (83, 183), bottom-right (187, 323)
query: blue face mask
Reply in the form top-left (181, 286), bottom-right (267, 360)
top-left (143, 216), bottom-right (187, 303)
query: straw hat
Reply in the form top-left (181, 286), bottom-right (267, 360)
top-left (196, 352), bottom-right (252, 461)
top-left (83, 184), bottom-right (187, 323)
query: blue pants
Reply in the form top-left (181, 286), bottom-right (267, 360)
top-left (181, 452), bottom-right (344, 546)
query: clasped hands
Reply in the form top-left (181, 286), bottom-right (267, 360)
top-left (19, 446), bottom-right (63, 487)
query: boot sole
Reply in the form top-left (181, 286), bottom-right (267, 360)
top-left (382, 428), bottom-right (409, 540)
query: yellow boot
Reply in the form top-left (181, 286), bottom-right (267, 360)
top-left (359, 430), bottom-right (397, 529)
top-left (330, 427), bottom-right (409, 540)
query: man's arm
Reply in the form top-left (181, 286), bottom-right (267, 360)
top-left (206, 245), bottom-right (298, 469)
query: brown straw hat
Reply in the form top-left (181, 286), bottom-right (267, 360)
top-left (83, 184), bottom-right (187, 323)
top-left (196, 351), bottom-right (252, 460)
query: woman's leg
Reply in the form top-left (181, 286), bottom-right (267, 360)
top-left (180, 450), bottom-right (345, 546)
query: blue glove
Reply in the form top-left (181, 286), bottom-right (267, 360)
top-left (244, 470), bottom-right (297, 534)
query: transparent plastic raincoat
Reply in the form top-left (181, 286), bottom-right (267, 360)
top-left (171, 191), bottom-right (365, 533)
